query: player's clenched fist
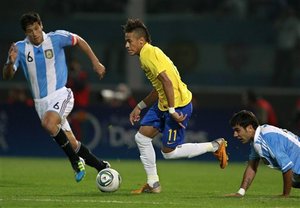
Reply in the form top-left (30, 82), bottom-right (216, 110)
top-left (129, 106), bottom-right (141, 126)
top-left (8, 43), bottom-right (18, 64)
top-left (93, 62), bottom-right (106, 79)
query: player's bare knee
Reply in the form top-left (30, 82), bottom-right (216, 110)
top-left (41, 118), bottom-right (59, 135)
top-left (41, 119), bottom-right (51, 132)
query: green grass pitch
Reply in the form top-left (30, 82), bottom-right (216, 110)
top-left (1, 157), bottom-right (299, 208)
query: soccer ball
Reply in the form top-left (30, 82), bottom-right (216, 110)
top-left (96, 168), bottom-right (121, 192)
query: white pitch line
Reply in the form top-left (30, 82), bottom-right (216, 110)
top-left (4, 198), bottom-right (181, 205)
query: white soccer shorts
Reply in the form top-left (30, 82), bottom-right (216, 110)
top-left (34, 87), bottom-right (74, 131)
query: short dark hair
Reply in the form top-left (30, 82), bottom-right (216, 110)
top-left (122, 18), bottom-right (151, 43)
top-left (230, 110), bottom-right (259, 129)
top-left (20, 12), bottom-right (42, 31)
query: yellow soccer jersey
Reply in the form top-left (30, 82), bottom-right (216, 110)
top-left (139, 43), bottom-right (192, 111)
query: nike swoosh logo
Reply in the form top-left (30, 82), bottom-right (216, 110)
top-left (167, 142), bottom-right (175, 145)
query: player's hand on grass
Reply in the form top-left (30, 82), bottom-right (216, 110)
top-left (224, 193), bottom-right (244, 197)
top-left (129, 106), bottom-right (141, 125)
top-left (170, 111), bottom-right (187, 129)
top-left (93, 62), bottom-right (106, 79)
top-left (278, 193), bottom-right (289, 198)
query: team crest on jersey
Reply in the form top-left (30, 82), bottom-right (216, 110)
top-left (44, 49), bottom-right (53, 59)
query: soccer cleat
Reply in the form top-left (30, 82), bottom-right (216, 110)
top-left (73, 159), bottom-right (86, 182)
top-left (79, 157), bottom-right (85, 165)
top-left (213, 138), bottom-right (228, 169)
top-left (131, 181), bottom-right (161, 194)
top-left (103, 160), bottom-right (111, 168)
top-left (97, 160), bottom-right (111, 173)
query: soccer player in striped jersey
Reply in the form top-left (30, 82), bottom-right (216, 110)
top-left (227, 110), bottom-right (300, 197)
top-left (123, 18), bottom-right (228, 194)
top-left (3, 12), bottom-right (110, 182)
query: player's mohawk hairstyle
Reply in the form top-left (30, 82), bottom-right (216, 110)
top-left (122, 18), bottom-right (151, 43)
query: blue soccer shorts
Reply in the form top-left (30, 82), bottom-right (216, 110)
top-left (140, 101), bottom-right (193, 149)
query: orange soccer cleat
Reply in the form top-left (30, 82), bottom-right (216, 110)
top-left (131, 182), bottom-right (161, 194)
top-left (213, 138), bottom-right (228, 169)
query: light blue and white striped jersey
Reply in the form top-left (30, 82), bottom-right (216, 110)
top-left (249, 124), bottom-right (300, 174)
top-left (12, 30), bottom-right (77, 99)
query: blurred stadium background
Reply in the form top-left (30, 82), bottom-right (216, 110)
top-left (0, 0), bottom-right (299, 160)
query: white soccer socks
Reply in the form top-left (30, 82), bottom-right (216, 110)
top-left (161, 143), bottom-right (214, 159)
top-left (135, 132), bottom-right (159, 187)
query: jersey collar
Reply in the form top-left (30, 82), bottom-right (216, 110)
top-left (140, 42), bottom-right (150, 56)
top-left (253, 126), bottom-right (261, 143)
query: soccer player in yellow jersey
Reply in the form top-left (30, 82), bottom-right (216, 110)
top-left (123, 19), bottom-right (228, 194)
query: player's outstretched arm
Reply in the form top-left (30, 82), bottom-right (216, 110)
top-left (225, 159), bottom-right (259, 197)
top-left (75, 35), bottom-right (106, 79)
top-left (3, 43), bottom-right (18, 80)
top-left (281, 169), bottom-right (293, 197)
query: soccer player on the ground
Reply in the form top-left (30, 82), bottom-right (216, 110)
top-left (226, 110), bottom-right (300, 197)
top-left (2, 12), bottom-right (110, 182)
top-left (122, 18), bottom-right (228, 194)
